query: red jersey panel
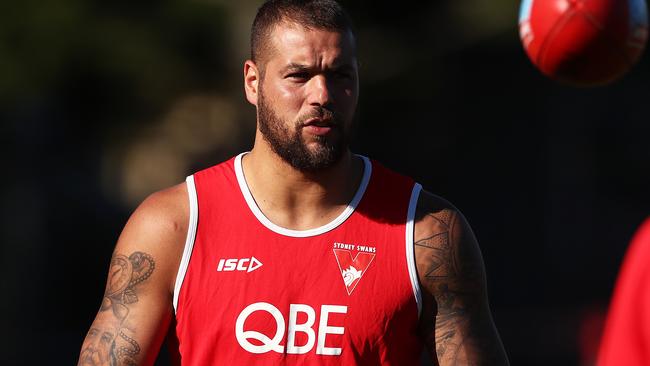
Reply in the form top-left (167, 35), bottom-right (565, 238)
top-left (173, 154), bottom-right (423, 365)
top-left (598, 218), bottom-right (650, 365)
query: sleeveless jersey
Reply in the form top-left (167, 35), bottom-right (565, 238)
top-left (173, 153), bottom-right (424, 365)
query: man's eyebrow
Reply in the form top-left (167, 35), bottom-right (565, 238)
top-left (283, 63), bottom-right (311, 72)
top-left (282, 61), bottom-right (356, 73)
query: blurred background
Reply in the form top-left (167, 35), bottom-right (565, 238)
top-left (1, 0), bottom-right (649, 364)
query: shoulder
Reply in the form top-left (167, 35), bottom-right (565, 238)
top-left (130, 182), bottom-right (189, 230)
top-left (122, 183), bottom-right (189, 245)
top-left (414, 190), bottom-right (468, 246)
top-left (413, 189), bottom-right (485, 294)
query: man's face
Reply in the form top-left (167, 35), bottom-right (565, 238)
top-left (256, 22), bottom-right (359, 171)
top-left (78, 310), bottom-right (118, 366)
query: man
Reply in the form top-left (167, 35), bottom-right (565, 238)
top-left (78, 1), bottom-right (509, 365)
top-left (598, 218), bottom-right (650, 365)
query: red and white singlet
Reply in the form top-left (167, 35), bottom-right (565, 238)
top-left (173, 153), bottom-right (424, 365)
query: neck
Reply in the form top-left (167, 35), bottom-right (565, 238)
top-left (242, 138), bottom-right (363, 231)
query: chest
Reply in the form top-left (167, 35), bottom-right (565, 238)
top-left (176, 218), bottom-right (418, 362)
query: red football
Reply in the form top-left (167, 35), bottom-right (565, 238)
top-left (519, 0), bottom-right (649, 86)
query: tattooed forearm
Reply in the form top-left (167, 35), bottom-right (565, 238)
top-left (79, 251), bottom-right (155, 366)
top-left (415, 192), bottom-right (508, 365)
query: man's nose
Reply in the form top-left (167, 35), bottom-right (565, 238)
top-left (307, 75), bottom-right (332, 107)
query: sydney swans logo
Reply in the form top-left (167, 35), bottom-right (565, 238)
top-left (332, 242), bottom-right (376, 295)
top-left (341, 266), bottom-right (363, 288)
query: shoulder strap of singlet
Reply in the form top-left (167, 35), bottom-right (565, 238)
top-left (173, 175), bottom-right (199, 313)
top-left (406, 182), bottom-right (423, 317)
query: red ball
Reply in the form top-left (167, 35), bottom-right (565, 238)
top-left (519, 0), bottom-right (649, 86)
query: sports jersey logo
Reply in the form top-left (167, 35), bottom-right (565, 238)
top-left (235, 302), bottom-right (347, 355)
top-left (332, 246), bottom-right (376, 295)
top-left (217, 257), bottom-right (263, 273)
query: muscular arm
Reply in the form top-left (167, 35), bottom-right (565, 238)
top-left (414, 190), bottom-right (508, 365)
top-left (78, 184), bottom-right (188, 366)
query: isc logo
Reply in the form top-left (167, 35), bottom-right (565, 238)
top-left (217, 257), bottom-right (263, 273)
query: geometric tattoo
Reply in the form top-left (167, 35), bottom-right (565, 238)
top-left (415, 211), bottom-right (468, 360)
top-left (414, 196), bottom-right (508, 365)
top-left (78, 251), bottom-right (155, 366)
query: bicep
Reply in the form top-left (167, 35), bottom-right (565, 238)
top-left (79, 187), bottom-right (187, 366)
top-left (414, 193), bottom-right (508, 365)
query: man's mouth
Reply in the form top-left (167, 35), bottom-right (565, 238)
top-left (303, 117), bottom-right (335, 128)
top-left (302, 118), bottom-right (336, 135)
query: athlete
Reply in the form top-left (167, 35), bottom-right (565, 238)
top-left (78, 1), bottom-right (509, 365)
top-left (598, 218), bottom-right (650, 365)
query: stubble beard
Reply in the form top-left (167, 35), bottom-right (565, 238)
top-left (257, 87), bottom-right (349, 172)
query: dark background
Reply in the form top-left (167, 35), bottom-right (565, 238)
top-left (1, 0), bottom-right (648, 365)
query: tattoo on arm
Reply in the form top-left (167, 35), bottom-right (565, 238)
top-left (79, 252), bottom-right (155, 366)
top-left (416, 203), bottom-right (507, 365)
top-left (416, 210), bottom-right (469, 361)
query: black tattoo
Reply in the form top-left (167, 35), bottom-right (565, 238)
top-left (415, 213), bottom-right (457, 280)
top-left (79, 251), bottom-right (155, 366)
top-left (415, 192), bottom-right (508, 365)
top-left (416, 210), bottom-right (471, 363)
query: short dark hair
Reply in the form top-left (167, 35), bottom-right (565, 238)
top-left (250, 0), bottom-right (355, 67)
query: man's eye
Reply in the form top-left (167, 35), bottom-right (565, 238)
top-left (329, 70), bottom-right (353, 80)
top-left (287, 72), bottom-right (309, 80)
top-left (101, 332), bottom-right (114, 344)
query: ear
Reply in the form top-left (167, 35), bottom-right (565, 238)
top-left (244, 60), bottom-right (260, 106)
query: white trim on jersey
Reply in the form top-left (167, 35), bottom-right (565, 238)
top-left (406, 183), bottom-right (423, 317)
top-left (173, 175), bottom-right (199, 313)
top-left (234, 152), bottom-right (372, 238)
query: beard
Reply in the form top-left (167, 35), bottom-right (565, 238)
top-left (257, 87), bottom-right (349, 172)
